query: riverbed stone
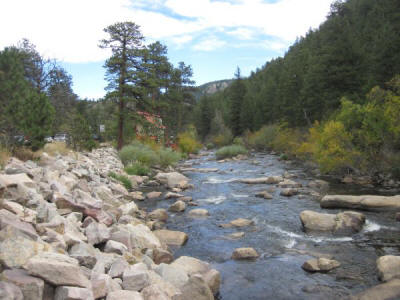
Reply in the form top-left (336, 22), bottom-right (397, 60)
top-left (188, 208), bottom-right (209, 217)
top-left (1, 268), bottom-right (44, 300)
top-left (154, 263), bottom-right (189, 288)
top-left (307, 180), bottom-right (329, 192)
top-left (302, 258), bottom-right (340, 272)
top-left (108, 258), bottom-right (130, 278)
top-left (278, 179), bottom-right (302, 188)
top-left (377, 255), bottom-right (400, 282)
top-left (68, 242), bottom-right (98, 268)
top-left (141, 284), bottom-right (170, 300)
top-left (321, 195), bottom-right (400, 211)
top-left (165, 191), bottom-right (184, 199)
top-left (154, 229), bottom-right (188, 246)
top-left (152, 248), bottom-right (174, 264)
top-left (232, 248), bottom-right (259, 260)
top-left (168, 200), bottom-right (186, 212)
top-left (23, 252), bottom-right (90, 288)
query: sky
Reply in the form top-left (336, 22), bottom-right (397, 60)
top-left (1, 0), bottom-right (334, 99)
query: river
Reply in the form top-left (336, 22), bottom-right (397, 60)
top-left (140, 151), bottom-right (400, 299)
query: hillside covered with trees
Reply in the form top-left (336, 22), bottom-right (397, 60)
top-left (194, 0), bottom-right (400, 178)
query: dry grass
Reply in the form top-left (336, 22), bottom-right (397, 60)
top-left (43, 142), bottom-right (70, 156)
top-left (0, 146), bottom-right (11, 169)
top-left (12, 147), bottom-right (41, 162)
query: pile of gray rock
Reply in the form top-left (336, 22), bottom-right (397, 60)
top-left (0, 146), bottom-right (220, 300)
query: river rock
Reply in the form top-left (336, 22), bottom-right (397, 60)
top-left (91, 273), bottom-right (121, 299)
top-left (321, 195), bottom-right (400, 211)
top-left (280, 188), bottom-right (298, 197)
top-left (0, 173), bottom-right (34, 188)
top-left (188, 208), bottom-right (209, 217)
top-left (1, 268), bottom-right (44, 300)
top-left (225, 232), bottom-right (245, 239)
top-left (255, 191), bottom-right (273, 199)
top-left (302, 258), bottom-right (340, 272)
top-left (54, 286), bottom-right (94, 300)
top-left (307, 179), bottom-right (329, 191)
top-left (230, 218), bottom-right (254, 227)
top-left (154, 172), bottom-right (189, 189)
top-left (278, 179), bottom-right (302, 188)
top-left (349, 279), bottom-right (400, 300)
top-left (300, 210), bottom-right (365, 234)
top-left (165, 192), bottom-right (184, 199)
top-left (0, 209), bottom-right (39, 240)
top-left (146, 192), bottom-right (162, 199)
top-left (232, 248), bottom-right (259, 260)
top-left (154, 229), bottom-right (188, 246)
top-left (148, 209), bottom-right (168, 222)
top-left (0, 281), bottom-right (24, 300)
top-left (108, 258), bottom-right (130, 278)
top-left (377, 255), bottom-right (400, 282)
top-left (239, 176), bottom-right (283, 184)
top-left (107, 290), bottom-right (143, 300)
top-left (168, 200), bottom-right (186, 212)
top-left (23, 252), bottom-right (90, 288)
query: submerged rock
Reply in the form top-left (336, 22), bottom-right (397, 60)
top-left (239, 176), bottom-right (283, 184)
top-left (231, 248), bottom-right (259, 260)
top-left (188, 208), bottom-right (209, 217)
top-left (349, 279), bottom-right (400, 300)
top-left (153, 229), bottom-right (188, 246)
top-left (302, 258), bottom-right (340, 272)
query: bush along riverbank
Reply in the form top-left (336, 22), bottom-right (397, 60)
top-left (0, 144), bottom-right (220, 299)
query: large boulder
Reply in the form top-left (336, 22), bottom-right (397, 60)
top-left (155, 172), bottom-right (189, 189)
top-left (154, 263), bottom-right (189, 288)
top-left (168, 200), bottom-right (186, 212)
top-left (0, 281), bottom-right (24, 300)
top-left (349, 279), bottom-right (400, 300)
top-left (321, 195), bottom-right (400, 212)
top-left (106, 290), bottom-right (143, 300)
top-left (0, 226), bottom-right (52, 268)
top-left (148, 209), bottom-right (168, 222)
top-left (54, 286), bottom-right (94, 300)
top-left (85, 221), bottom-right (111, 245)
top-left (0, 209), bottom-right (39, 240)
top-left (1, 268), bottom-right (44, 300)
top-left (300, 210), bottom-right (365, 234)
top-left (377, 255), bottom-right (400, 282)
top-left (68, 242), bottom-right (98, 268)
top-left (23, 252), bottom-right (90, 288)
top-left (154, 229), bottom-right (188, 246)
top-left (180, 274), bottom-right (214, 300)
top-left (122, 263), bottom-right (151, 291)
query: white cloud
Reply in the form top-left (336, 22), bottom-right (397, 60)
top-left (193, 37), bottom-right (226, 51)
top-left (0, 0), bottom-right (333, 62)
top-left (227, 28), bottom-right (254, 40)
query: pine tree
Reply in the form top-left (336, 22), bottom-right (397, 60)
top-left (99, 22), bottom-right (145, 149)
top-left (229, 67), bottom-right (246, 136)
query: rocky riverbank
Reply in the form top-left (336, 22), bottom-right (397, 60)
top-left (0, 146), bottom-right (220, 300)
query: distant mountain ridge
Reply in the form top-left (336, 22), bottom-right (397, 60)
top-left (194, 79), bottom-right (233, 100)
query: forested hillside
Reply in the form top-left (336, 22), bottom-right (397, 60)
top-left (194, 0), bottom-right (400, 176)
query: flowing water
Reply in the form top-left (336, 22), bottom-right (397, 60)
top-left (140, 151), bottom-right (400, 299)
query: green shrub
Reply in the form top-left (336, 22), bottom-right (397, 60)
top-left (108, 172), bottom-right (133, 190)
top-left (119, 141), bottom-right (159, 166)
top-left (124, 162), bottom-right (150, 176)
top-left (158, 148), bottom-right (181, 168)
top-left (233, 137), bottom-right (244, 146)
top-left (178, 131), bottom-right (202, 154)
top-left (206, 143), bottom-right (214, 150)
top-left (247, 125), bottom-right (278, 150)
top-left (215, 145), bottom-right (248, 159)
